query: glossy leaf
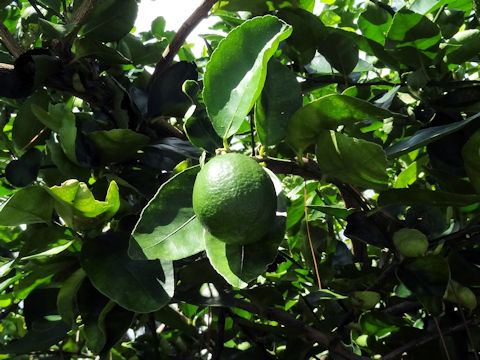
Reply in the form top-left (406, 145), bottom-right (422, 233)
top-left (309, 205), bottom-right (356, 219)
top-left (73, 38), bottom-right (131, 64)
top-left (396, 255), bottom-right (450, 316)
top-left (255, 59), bottom-right (302, 147)
top-left (0, 186), bottom-right (53, 226)
top-left (203, 15), bottom-right (292, 139)
top-left (385, 112), bottom-right (480, 158)
top-left (86, 129), bottom-right (149, 164)
top-left (184, 108), bottom-right (223, 153)
top-left (57, 268), bottom-right (86, 327)
top-left (81, 232), bottom-right (174, 313)
top-left (130, 166), bottom-right (206, 261)
top-left (315, 130), bottom-right (389, 190)
top-left (286, 94), bottom-right (393, 156)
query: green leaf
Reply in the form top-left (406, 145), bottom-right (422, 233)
top-left (396, 255), bottom-right (450, 316)
top-left (315, 130), bottom-right (389, 190)
top-left (73, 38), bottom-right (132, 64)
top-left (5, 148), bottom-right (42, 187)
top-left (358, 1), bottom-right (393, 46)
top-left (445, 29), bottom-right (480, 64)
top-left (286, 94), bottom-right (393, 156)
top-left (12, 90), bottom-right (49, 149)
top-left (462, 129), bottom-right (480, 194)
top-left (378, 188), bottom-right (480, 207)
top-left (32, 103), bottom-right (78, 164)
top-left (46, 139), bottom-right (90, 183)
top-left (204, 170), bottom-right (286, 288)
top-left (385, 112), bottom-right (480, 158)
top-left (277, 7), bottom-right (327, 65)
top-left (81, 232), bottom-right (174, 313)
top-left (308, 205), bottom-right (355, 219)
top-left (0, 186), bottom-right (53, 226)
top-left (46, 180), bottom-right (120, 231)
top-left (317, 31), bottom-right (359, 75)
top-left (0, 320), bottom-right (70, 354)
top-left (203, 15), bottom-right (292, 139)
top-left (184, 108), bottom-right (223, 153)
top-left (57, 268), bottom-right (86, 327)
top-left (38, 18), bottom-right (75, 40)
top-left (130, 166), bottom-right (205, 261)
top-left (386, 9), bottom-right (441, 58)
top-left (86, 129), bottom-right (150, 164)
top-left (82, 0), bottom-right (138, 42)
top-left (255, 59), bottom-right (302, 147)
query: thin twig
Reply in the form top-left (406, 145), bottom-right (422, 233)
top-left (0, 23), bottom-right (23, 58)
top-left (147, 313), bottom-right (161, 360)
top-left (433, 317), bottom-right (452, 360)
top-left (149, 0), bottom-right (219, 86)
top-left (304, 179), bottom-right (322, 290)
top-left (19, 127), bottom-right (47, 153)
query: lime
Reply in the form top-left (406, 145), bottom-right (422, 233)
top-left (192, 153), bottom-right (277, 245)
top-left (393, 228), bottom-right (428, 257)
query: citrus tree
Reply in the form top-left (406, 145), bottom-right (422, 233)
top-left (0, 0), bottom-right (480, 359)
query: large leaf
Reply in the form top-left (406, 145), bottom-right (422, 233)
top-left (81, 232), bottom-right (174, 313)
top-left (286, 94), bottom-right (393, 156)
top-left (317, 31), bottom-right (359, 75)
top-left (204, 170), bottom-right (286, 288)
top-left (31, 103), bottom-right (78, 164)
top-left (385, 9), bottom-right (441, 63)
top-left (86, 129), bottom-right (150, 164)
top-left (358, 1), bottom-right (392, 46)
top-left (203, 15), bottom-right (292, 140)
top-left (445, 29), bottom-right (480, 64)
top-left (46, 180), bottom-right (120, 231)
top-left (255, 59), bottom-right (302, 147)
top-left (385, 112), bottom-right (480, 158)
top-left (396, 255), bottom-right (450, 316)
top-left (0, 186), bottom-right (53, 226)
top-left (315, 130), bottom-right (389, 190)
top-left (82, 0), bottom-right (138, 42)
top-left (129, 166), bottom-right (206, 261)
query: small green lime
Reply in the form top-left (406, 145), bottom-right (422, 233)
top-left (352, 291), bottom-right (381, 310)
top-left (393, 228), bottom-right (428, 257)
top-left (444, 280), bottom-right (477, 310)
top-left (192, 153), bottom-right (277, 245)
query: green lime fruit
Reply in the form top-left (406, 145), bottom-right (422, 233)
top-left (192, 153), bottom-right (277, 245)
top-left (352, 291), bottom-right (381, 310)
top-left (444, 280), bottom-right (477, 310)
top-left (393, 228), bottom-right (428, 257)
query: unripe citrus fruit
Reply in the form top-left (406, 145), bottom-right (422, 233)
top-left (444, 280), bottom-right (477, 310)
top-left (352, 291), bottom-right (381, 310)
top-left (192, 153), bottom-right (277, 245)
top-left (393, 228), bottom-right (428, 257)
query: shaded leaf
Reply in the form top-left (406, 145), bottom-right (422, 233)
top-left (5, 148), bottom-right (42, 187)
top-left (385, 112), bottom-right (480, 158)
top-left (462, 129), bottom-right (480, 194)
top-left (203, 15), bottom-right (292, 139)
top-left (396, 255), bottom-right (450, 316)
top-left (184, 108), bottom-right (223, 153)
top-left (308, 205), bottom-right (355, 219)
top-left (344, 212), bottom-right (390, 248)
top-left (358, 1), bottom-right (392, 45)
top-left (255, 59), bottom-right (302, 147)
top-left (378, 188), bottom-right (480, 207)
top-left (82, 232), bottom-right (174, 313)
top-left (130, 166), bottom-right (206, 261)
top-left (317, 31), bottom-right (359, 75)
top-left (57, 268), bottom-right (86, 327)
top-left (315, 130), bottom-right (389, 190)
top-left (445, 29), bottom-right (480, 64)
top-left (0, 186), bottom-right (53, 226)
top-left (86, 129), bottom-right (149, 164)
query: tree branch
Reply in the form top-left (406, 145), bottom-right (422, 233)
top-left (381, 319), bottom-right (480, 360)
top-left (261, 156), bottom-right (323, 180)
top-left (70, 0), bottom-right (99, 24)
top-left (149, 0), bottom-right (219, 86)
top-left (0, 23), bottom-right (24, 58)
top-left (233, 298), bottom-right (371, 360)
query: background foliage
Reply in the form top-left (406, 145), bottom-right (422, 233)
top-left (0, 0), bottom-right (480, 359)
